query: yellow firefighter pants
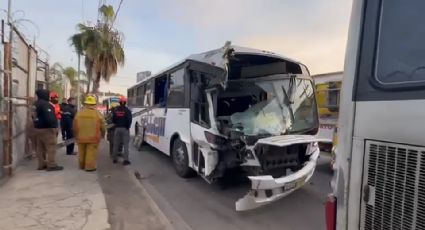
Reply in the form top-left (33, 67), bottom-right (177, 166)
top-left (77, 143), bottom-right (99, 171)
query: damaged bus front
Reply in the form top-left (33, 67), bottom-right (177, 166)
top-left (187, 46), bottom-right (322, 211)
top-left (129, 45), bottom-right (321, 211)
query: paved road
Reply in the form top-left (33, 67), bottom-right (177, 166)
top-left (129, 143), bottom-right (333, 230)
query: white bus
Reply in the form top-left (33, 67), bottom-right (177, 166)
top-left (327, 1), bottom-right (425, 229)
top-left (128, 44), bottom-right (323, 211)
top-left (101, 96), bottom-right (120, 115)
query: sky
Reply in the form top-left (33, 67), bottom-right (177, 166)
top-left (4, 0), bottom-right (352, 95)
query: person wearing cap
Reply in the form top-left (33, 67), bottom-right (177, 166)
top-left (73, 95), bottom-right (106, 171)
top-left (61, 97), bottom-right (77, 155)
top-left (32, 89), bottom-right (63, 171)
top-left (49, 91), bottom-right (61, 121)
top-left (112, 96), bottom-right (132, 165)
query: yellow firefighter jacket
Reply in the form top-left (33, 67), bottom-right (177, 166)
top-left (73, 106), bottom-right (106, 144)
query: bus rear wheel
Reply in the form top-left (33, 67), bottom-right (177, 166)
top-left (172, 138), bottom-right (196, 178)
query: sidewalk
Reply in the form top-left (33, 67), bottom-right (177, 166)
top-left (0, 147), bottom-right (110, 230)
top-left (0, 141), bottom-right (175, 230)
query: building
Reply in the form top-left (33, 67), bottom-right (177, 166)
top-left (136, 71), bottom-right (151, 83)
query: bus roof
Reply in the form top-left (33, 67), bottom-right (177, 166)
top-left (312, 71), bottom-right (343, 84)
top-left (129, 45), bottom-right (308, 90)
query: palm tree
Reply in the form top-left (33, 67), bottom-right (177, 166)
top-left (70, 24), bottom-right (102, 94)
top-left (70, 4), bottom-right (125, 94)
top-left (91, 5), bottom-right (125, 93)
top-left (62, 67), bottom-right (78, 97)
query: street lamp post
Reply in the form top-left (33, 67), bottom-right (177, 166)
top-left (77, 54), bottom-right (81, 110)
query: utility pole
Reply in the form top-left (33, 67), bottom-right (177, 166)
top-left (77, 54), bottom-right (81, 109)
top-left (2, 0), bottom-right (13, 176)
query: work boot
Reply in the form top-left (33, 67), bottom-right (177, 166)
top-left (37, 165), bottom-right (47, 170)
top-left (123, 160), bottom-right (131, 166)
top-left (46, 165), bottom-right (64, 171)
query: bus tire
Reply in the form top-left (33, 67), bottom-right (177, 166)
top-left (137, 128), bottom-right (145, 151)
top-left (171, 138), bottom-right (196, 178)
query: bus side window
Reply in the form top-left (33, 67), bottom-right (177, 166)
top-left (167, 68), bottom-right (186, 108)
top-left (144, 81), bottom-right (153, 107)
top-left (136, 85), bottom-right (145, 106)
top-left (190, 70), bottom-right (210, 127)
top-left (327, 82), bottom-right (340, 112)
top-left (154, 75), bottom-right (168, 107)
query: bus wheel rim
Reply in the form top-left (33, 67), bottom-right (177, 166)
top-left (175, 146), bottom-right (185, 166)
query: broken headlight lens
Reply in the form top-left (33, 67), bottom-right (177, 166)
top-left (204, 131), bottom-right (227, 145)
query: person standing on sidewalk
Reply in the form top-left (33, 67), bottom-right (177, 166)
top-left (61, 97), bottom-right (77, 155)
top-left (50, 91), bottom-right (62, 141)
top-left (32, 89), bottom-right (63, 171)
top-left (49, 91), bottom-right (61, 123)
top-left (60, 97), bottom-right (68, 139)
top-left (106, 104), bottom-right (118, 157)
top-left (73, 95), bottom-right (106, 172)
top-left (112, 96), bottom-right (132, 165)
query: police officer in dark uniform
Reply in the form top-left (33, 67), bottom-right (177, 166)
top-left (33, 89), bottom-right (63, 171)
top-left (61, 97), bottom-right (77, 155)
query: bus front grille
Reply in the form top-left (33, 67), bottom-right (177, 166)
top-left (363, 140), bottom-right (425, 230)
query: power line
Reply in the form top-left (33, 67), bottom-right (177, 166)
top-left (112, 0), bottom-right (124, 25)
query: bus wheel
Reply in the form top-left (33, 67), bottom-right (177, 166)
top-left (172, 138), bottom-right (195, 178)
top-left (137, 129), bottom-right (145, 151)
top-left (133, 128), bottom-right (145, 151)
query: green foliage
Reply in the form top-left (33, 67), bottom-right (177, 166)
top-left (70, 4), bottom-right (125, 94)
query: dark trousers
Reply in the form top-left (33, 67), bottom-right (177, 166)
top-left (113, 128), bottom-right (130, 161)
top-left (62, 121), bottom-right (75, 154)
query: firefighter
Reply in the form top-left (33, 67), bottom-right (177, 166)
top-left (112, 96), bottom-right (132, 165)
top-left (73, 95), bottom-right (106, 171)
top-left (49, 91), bottom-right (61, 120)
top-left (61, 97), bottom-right (77, 155)
top-left (33, 89), bottom-right (63, 171)
top-left (49, 91), bottom-right (61, 136)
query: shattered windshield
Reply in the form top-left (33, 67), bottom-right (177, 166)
top-left (218, 77), bottom-right (318, 136)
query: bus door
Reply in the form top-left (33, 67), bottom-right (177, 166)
top-left (188, 62), bottom-right (225, 176)
top-left (162, 68), bottom-right (191, 156)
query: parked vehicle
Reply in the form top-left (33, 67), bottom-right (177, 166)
top-left (128, 43), bottom-right (323, 211)
top-left (327, 1), bottom-right (425, 229)
top-left (314, 72), bottom-right (342, 171)
top-left (101, 96), bottom-right (120, 114)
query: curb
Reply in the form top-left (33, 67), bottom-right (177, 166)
top-left (124, 165), bottom-right (176, 230)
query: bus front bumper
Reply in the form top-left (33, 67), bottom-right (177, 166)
top-left (235, 147), bottom-right (320, 211)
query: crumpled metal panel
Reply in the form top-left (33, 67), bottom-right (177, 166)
top-left (236, 137), bottom-right (321, 211)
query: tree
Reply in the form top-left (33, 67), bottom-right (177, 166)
top-left (70, 25), bottom-right (102, 94)
top-left (48, 63), bottom-right (64, 98)
top-left (62, 66), bottom-right (78, 97)
top-left (70, 4), bottom-right (125, 94)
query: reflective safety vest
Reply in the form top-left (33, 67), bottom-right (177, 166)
top-left (73, 107), bottom-right (106, 143)
top-left (50, 102), bottom-right (61, 120)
